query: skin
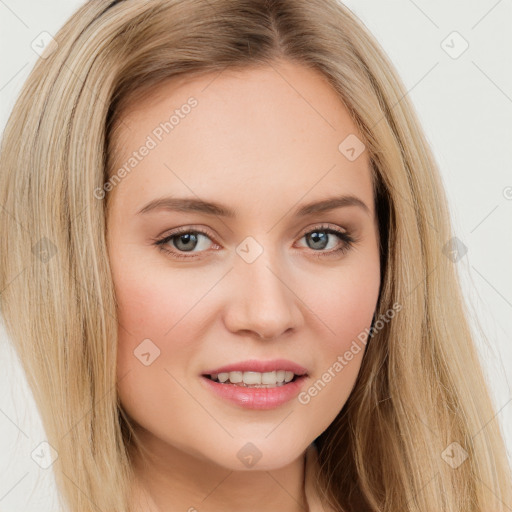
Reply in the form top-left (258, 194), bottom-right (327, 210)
top-left (106, 58), bottom-right (381, 512)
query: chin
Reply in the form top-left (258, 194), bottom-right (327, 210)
top-left (194, 436), bottom-right (309, 471)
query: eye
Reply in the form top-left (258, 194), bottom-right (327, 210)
top-left (296, 223), bottom-right (356, 259)
top-left (153, 226), bottom-right (217, 260)
top-left (152, 223), bottom-right (356, 260)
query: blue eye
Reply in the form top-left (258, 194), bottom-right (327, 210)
top-left (165, 231), bottom-right (209, 253)
top-left (153, 226), bottom-right (217, 259)
top-left (298, 224), bottom-right (356, 259)
top-left (153, 224), bottom-right (355, 260)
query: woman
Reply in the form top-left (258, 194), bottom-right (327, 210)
top-left (0, 1), bottom-right (510, 511)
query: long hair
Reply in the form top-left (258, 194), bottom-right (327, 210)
top-left (1, 1), bottom-right (510, 511)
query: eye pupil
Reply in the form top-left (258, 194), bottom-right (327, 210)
top-left (307, 231), bottom-right (328, 250)
top-left (175, 233), bottom-right (198, 251)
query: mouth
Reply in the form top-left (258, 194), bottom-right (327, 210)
top-left (202, 370), bottom-right (306, 388)
top-left (199, 359), bottom-right (310, 408)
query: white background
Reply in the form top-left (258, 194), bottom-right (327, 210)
top-left (1, 1), bottom-right (511, 510)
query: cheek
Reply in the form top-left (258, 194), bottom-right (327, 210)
top-left (295, 260), bottom-right (379, 425)
top-left (112, 256), bottom-right (212, 417)
top-left (307, 259), bottom-right (380, 352)
top-left (111, 244), bottom-right (203, 350)
top-left (113, 273), bottom-right (195, 435)
top-left (114, 272), bottom-right (187, 377)
top-left (115, 278), bottom-right (168, 335)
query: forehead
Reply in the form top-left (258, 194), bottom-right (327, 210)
top-left (108, 60), bottom-right (374, 220)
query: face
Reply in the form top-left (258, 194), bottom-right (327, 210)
top-left (106, 59), bottom-right (381, 472)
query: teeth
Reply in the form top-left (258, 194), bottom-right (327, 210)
top-left (209, 370), bottom-right (300, 387)
top-left (228, 371), bottom-right (243, 383)
top-left (261, 371), bottom-right (276, 384)
top-left (244, 371), bottom-right (261, 385)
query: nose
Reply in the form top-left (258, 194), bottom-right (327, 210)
top-left (222, 250), bottom-right (304, 340)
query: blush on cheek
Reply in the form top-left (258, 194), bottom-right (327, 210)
top-left (309, 282), bottom-right (378, 352)
top-left (115, 277), bottom-right (171, 335)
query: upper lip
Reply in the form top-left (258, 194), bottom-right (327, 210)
top-left (202, 359), bottom-right (308, 376)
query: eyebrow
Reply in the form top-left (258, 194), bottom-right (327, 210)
top-left (136, 194), bottom-right (371, 217)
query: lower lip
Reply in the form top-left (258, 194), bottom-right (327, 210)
top-left (200, 375), bottom-right (308, 410)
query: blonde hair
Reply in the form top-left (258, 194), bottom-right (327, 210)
top-left (1, 0), bottom-right (510, 510)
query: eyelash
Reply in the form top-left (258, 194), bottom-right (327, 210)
top-left (152, 223), bottom-right (356, 261)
